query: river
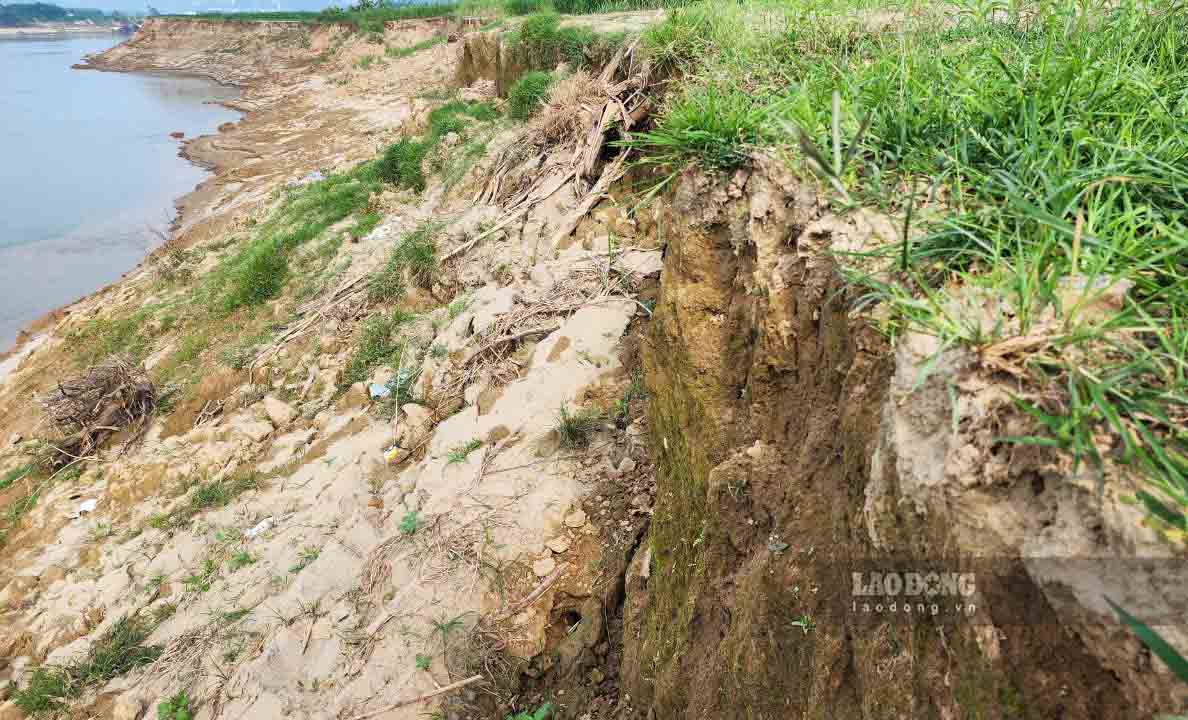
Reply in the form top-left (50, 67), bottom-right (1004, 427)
top-left (0, 34), bottom-right (241, 349)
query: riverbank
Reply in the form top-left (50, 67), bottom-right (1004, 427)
top-left (0, 6), bottom-right (1184, 720)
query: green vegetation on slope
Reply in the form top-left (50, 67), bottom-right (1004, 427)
top-left (631, 0), bottom-right (1188, 536)
top-left (376, 99), bottom-right (499, 192)
top-left (13, 616), bottom-right (161, 716)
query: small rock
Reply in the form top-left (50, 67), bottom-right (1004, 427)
top-left (0, 702), bottom-right (26, 720)
top-left (546, 536), bottom-right (571, 554)
top-left (618, 457), bottom-right (636, 474)
top-left (111, 696), bottom-right (143, 720)
top-left (9, 433), bottom-right (21, 446)
top-left (564, 509), bottom-right (587, 528)
top-left (337, 382), bottom-right (369, 410)
top-left (402, 403), bottom-right (432, 428)
top-left (532, 556), bottom-right (557, 578)
top-left (262, 395), bottom-right (297, 428)
top-left (238, 420), bottom-right (274, 444)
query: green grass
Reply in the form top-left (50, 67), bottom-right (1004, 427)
top-left (228, 551), bottom-right (256, 571)
top-left (341, 311), bottom-right (416, 388)
top-left (446, 438), bottom-right (484, 464)
top-left (183, 559), bottom-right (218, 593)
top-left (505, 703), bottom-right (552, 720)
top-left (349, 212), bottom-right (383, 241)
top-left (212, 164), bottom-right (383, 312)
top-left (354, 53), bottom-right (380, 69)
top-left (376, 99), bottom-right (499, 193)
top-left (399, 510), bottom-right (421, 535)
top-left (554, 403), bottom-right (603, 449)
top-left (508, 70), bottom-right (554, 120)
top-left (367, 221), bottom-right (443, 302)
top-left (447, 295), bottom-right (471, 319)
top-left (377, 138), bottom-right (431, 192)
top-left (151, 472), bottom-right (261, 531)
top-left (0, 466), bottom-right (51, 549)
top-left (630, 0), bottom-right (1188, 535)
top-left (289, 545), bottom-right (321, 574)
top-left (13, 615), bottom-right (161, 716)
top-left (505, 0), bottom-right (549, 13)
top-left (174, 4), bottom-right (459, 31)
top-left (505, 12), bottom-right (622, 71)
top-left (554, 0), bottom-right (691, 11)
top-left (0, 463), bottom-right (34, 492)
top-left (385, 36), bottom-right (446, 59)
top-left (157, 690), bottom-right (193, 720)
top-left (70, 309), bottom-right (156, 364)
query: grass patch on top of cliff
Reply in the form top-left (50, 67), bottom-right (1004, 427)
top-left (629, 0), bottom-right (1188, 536)
top-left (178, 3), bottom-right (459, 30)
top-left (504, 12), bottom-right (625, 71)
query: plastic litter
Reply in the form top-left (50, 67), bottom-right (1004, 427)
top-left (369, 383), bottom-right (392, 399)
top-left (288, 170), bottom-right (325, 187)
top-left (384, 445), bottom-right (404, 464)
top-left (69, 499), bottom-right (98, 520)
top-left (245, 517), bottom-right (274, 539)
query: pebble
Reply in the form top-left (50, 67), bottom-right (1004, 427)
top-left (262, 395), bottom-right (297, 427)
top-left (618, 457), bottom-right (637, 473)
top-left (111, 696), bottom-right (143, 720)
top-left (564, 509), bottom-right (587, 528)
top-left (532, 556), bottom-right (557, 577)
top-left (546, 536), bottom-right (571, 554)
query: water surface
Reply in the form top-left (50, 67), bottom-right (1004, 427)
top-left (0, 35), bottom-right (241, 348)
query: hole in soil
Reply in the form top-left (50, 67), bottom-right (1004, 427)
top-left (560, 609), bottom-right (582, 629)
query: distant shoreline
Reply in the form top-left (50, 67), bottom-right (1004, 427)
top-left (0, 35), bottom-right (240, 359)
top-left (0, 25), bottom-right (126, 39)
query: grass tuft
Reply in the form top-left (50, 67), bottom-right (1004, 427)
top-left (13, 615), bottom-right (161, 716)
top-left (341, 311), bottom-right (416, 388)
top-left (446, 438), bottom-right (484, 464)
top-left (508, 71), bottom-right (555, 120)
top-left (554, 403), bottom-right (603, 449)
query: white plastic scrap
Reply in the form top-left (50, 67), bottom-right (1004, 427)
top-left (245, 517), bottom-right (274, 539)
top-left (68, 499), bottom-right (98, 520)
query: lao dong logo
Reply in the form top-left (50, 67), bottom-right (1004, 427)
top-left (851, 571), bottom-right (978, 619)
